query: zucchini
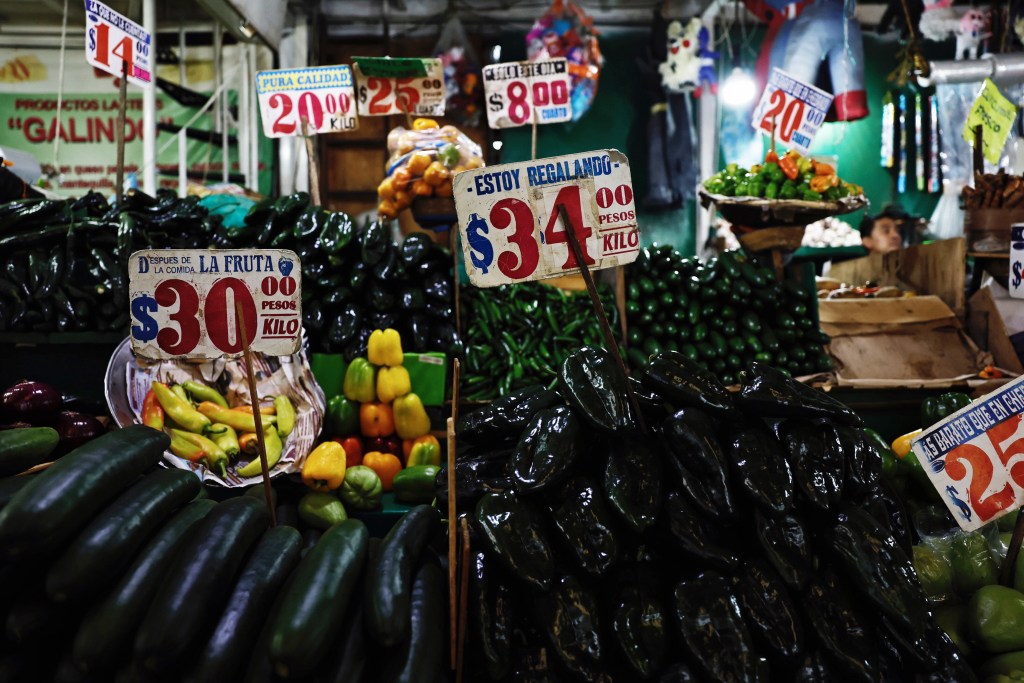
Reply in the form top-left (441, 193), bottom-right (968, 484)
top-left (380, 562), bottom-right (445, 683)
top-left (393, 465), bottom-right (440, 505)
top-left (314, 602), bottom-right (366, 683)
top-left (47, 468), bottom-right (200, 602)
top-left (134, 497), bottom-right (269, 675)
top-left (0, 472), bottom-right (37, 509)
top-left (0, 427), bottom-right (59, 477)
top-left (73, 499), bottom-right (216, 673)
top-left (367, 504), bottom-right (439, 646)
top-left (268, 519), bottom-right (368, 679)
top-left (0, 425), bottom-right (168, 558)
top-left (188, 526), bottom-right (302, 683)
top-left (6, 584), bottom-right (80, 645)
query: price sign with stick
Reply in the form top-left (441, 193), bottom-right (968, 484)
top-left (454, 149), bottom-right (640, 287)
top-left (911, 375), bottom-right (1024, 584)
top-left (84, 0), bottom-right (153, 88)
top-left (963, 78), bottom-right (1017, 166)
top-left (352, 57), bottom-right (445, 117)
top-left (751, 68), bottom-right (833, 155)
top-left (255, 65), bottom-right (358, 138)
top-left (483, 58), bottom-right (571, 129)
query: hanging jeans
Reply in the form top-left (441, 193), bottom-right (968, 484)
top-left (645, 91), bottom-right (698, 209)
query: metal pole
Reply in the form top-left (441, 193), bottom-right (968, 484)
top-left (177, 27), bottom-right (187, 197)
top-left (238, 45), bottom-right (250, 189)
top-left (142, 0), bottom-right (157, 193)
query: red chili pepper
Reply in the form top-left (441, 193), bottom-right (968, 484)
top-left (142, 389), bottom-right (165, 431)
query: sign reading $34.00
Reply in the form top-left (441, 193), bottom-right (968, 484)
top-left (454, 150), bottom-right (639, 287)
top-left (129, 250), bottom-right (302, 360)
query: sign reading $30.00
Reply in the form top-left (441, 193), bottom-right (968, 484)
top-left (454, 150), bottom-right (639, 287)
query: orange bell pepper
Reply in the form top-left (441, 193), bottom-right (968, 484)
top-left (778, 154), bottom-right (800, 181)
top-left (809, 174), bottom-right (838, 193)
top-left (360, 402), bottom-right (395, 438)
top-left (812, 160), bottom-right (835, 175)
top-left (764, 150), bottom-right (779, 164)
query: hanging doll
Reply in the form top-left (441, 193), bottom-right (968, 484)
top-left (658, 19), bottom-right (703, 91)
top-left (695, 25), bottom-right (720, 97)
top-left (742, 0), bottom-right (869, 121)
top-left (919, 0), bottom-right (991, 60)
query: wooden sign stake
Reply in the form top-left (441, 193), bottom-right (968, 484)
top-left (446, 414), bottom-right (458, 666)
top-left (1001, 510), bottom-right (1024, 586)
top-left (455, 516), bottom-right (471, 683)
top-left (531, 110), bottom-right (539, 162)
top-left (236, 300), bottom-right (278, 527)
top-left (557, 205), bottom-right (647, 434)
top-left (301, 120), bottom-right (321, 206)
top-left (770, 116), bottom-right (777, 158)
top-left (974, 124), bottom-right (984, 177)
top-left (115, 60), bottom-right (128, 205)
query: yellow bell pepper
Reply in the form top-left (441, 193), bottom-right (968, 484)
top-left (302, 441), bottom-right (348, 492)
top-left (368, 328), bottom-right (404, 367)
top-left (343, 358), bottom-right (377, 403)
top-left (404, 434), bottom-right (441, 467)
top-left (377, 366), bottom-right (412, 404)
top-left (892, 429), bottom-right (923, 459)
top-left (393, 393), bottom-right (431, 440)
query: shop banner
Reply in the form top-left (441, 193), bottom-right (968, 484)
top-left (454, 149), bottom-right (639, 287)
top-left (84, 0), bottom-right (153, 88)
top-left (352, 57), bottom-right (445, 117)
top-left (963, 78), bottom-right (1017, 166)
top-left (911, 375), bottom-right (1024, 531)
top-left (255, 65), bottom-right (358, 138)
top-left (129, 249), bottom-right (302, 360)
top-left (751, 68), bottom-right (833, 155)
top-left (482, 58), bottom-right (571, 129)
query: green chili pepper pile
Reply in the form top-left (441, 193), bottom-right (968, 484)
top-left (0, 190), bottom-right (218, 334)
top-left (211, 193), bottom-right (459, 359)
top-left (626, 246), bottom-right (831, 385)
top-left (460, 282), bottom-right (618, 400)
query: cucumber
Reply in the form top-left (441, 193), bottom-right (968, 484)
top-left (393, 465), bottom-right (441, 505)
top-left (188, 526), bottom-right (302, 683)
top-left (314, 602), bottom-right (366, 683)
top-left (134, 497), bottom-right (269, 675)
top-left (0, 427), bottom-right (59, 477)
top-left (367, 505), bottom-right (439, 646)
top-left (0, 425), bottom-right (168, 558)
top-left (73, 499), bottom-right (216, 673)
top-left (6, 584), bottom-right (80, 645)
top-left (380, 562), bottom-right (446, 683)
top-left (47, 468), bottom-right (200, 602)
top-left (0, 472), bottom-right (36, 509)
top-left (268, 519), bottom-right (368, 679)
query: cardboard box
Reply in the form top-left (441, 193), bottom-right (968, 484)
top-left (825, 238), bottom-right (966, 317)
top-left (819, 295), bottom-right (993, 388)
top-left (967, 283), bottom-right (1024, 375)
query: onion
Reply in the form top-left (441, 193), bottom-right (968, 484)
top-left (1, 381), bottom-right (62, 423)
top-left (54, 411), bottom-right (105, 454)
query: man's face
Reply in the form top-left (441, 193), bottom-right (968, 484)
top-left (863, 217), bottom-right (902, 254)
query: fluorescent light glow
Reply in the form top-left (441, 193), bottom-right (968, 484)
top-left (492, 140), bottom-right (503, 150)
top-left (721, 67), bottom-right (757, 109)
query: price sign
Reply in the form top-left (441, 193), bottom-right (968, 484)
top-left (1011, 225), bottom-right (1024, 299)
top-left (911, 375), bottom-right (1024, 531)
top-left (483, 58), bottom-right (572, 129)
top-left (255, 66), bottom-right (358, 138)
top-left (454, 149), bottom-right (639, 287)
top-left (352, 57), bottom-right (445, 117)
top-left (129, 250), bottom-right (302, 360)
top-left (84, 0), bottom-right (152, 88)
top-left (963, 78), bottom-right (1017, 165)
top-left (751, 68), bottom-right (833, 155)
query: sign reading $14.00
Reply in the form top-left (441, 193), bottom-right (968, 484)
top-left (454, 150), bottom-right (639, 287)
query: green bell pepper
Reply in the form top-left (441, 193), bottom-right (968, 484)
top-left (343, 358), bottom-right (377, 403)
top-left (764, 182), bottom-right (779, 200)
top-left (297, 492), bottom-right (348, 530)
top-left (325, 396), bottom-right (360, 437)
top-left (779, 183), bottom-right (798, 200)
top-left (921, 392), bottom-right (973, 429)
top-left (801, 189), bottom-right (822, 201)
top-left (763, 161), bottom-right (784, 184)
top-left (969, 585), bottom-right (1024, 654)
top-left (951, 531), bottom-right (999, 594)
top-left (747, 180), bottom-right (765, 197)
top-left (338, 465), bottom-right (383, 511)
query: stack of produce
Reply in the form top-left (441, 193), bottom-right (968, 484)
top-left (801, 216), bottom-right (862, 248)
top-left (0, 190), bottom-right (218, 333)
top-left (625, 246), bottom-right (831, 384)
top-left (0, 379), bottom-right (107, 466)
top-left (0, 426), bottom-right (446, 682)
top-left (963, 170), bottom-right (1024, 209)
top-left (702, 150), bottom-right (863, 201)
top-left (460, 281), bottom-right (618, 400)
top-left (316, 328), bottom-right (441, 512)
top-left (211, 194), bottom-right (460, 359)
top-left (447, 348), bottom-right (968, 681)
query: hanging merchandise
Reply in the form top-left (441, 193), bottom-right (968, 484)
top-left (898, 92), bottom-right (909, 193)
top-left (928, 93), bottom-right (942, 192)
top-left (433, 15), bottom-right (484, 127)
top-left (919, 0), bottom-right (992, 60)
top-left (658, 18), bottom-right (718, 96)
top-left (525, 0), bottom-right (604, 121)
top-left (915, 92), bottom-right (925, 191)
top-left (881, 92), bottom-right (896, 168)
top-left (742, 0), bottom-right (869, 121)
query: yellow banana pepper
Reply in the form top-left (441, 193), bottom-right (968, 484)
top-left (274, 395), bottom-right (295, 438)
top-left (236, 426), bottom-right (283, 478)
top-left (302, 441), bottom-right (348, 492)
top-left (368, 328), bottom-right (404, 367)
top-left (377, 366), bottom-right (411, 404)
top-left (393, 392), bottom-right (431, 440)
top-left (892, 429), bottom-right (923, 459)
top-left (197, 401), bottom-right (276, 434)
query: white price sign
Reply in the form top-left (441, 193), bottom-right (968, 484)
top-left (84, 0), bottom-right (152, 88)
top-left (129, 250), bottom-right (302, 360)
top-left (483, 58), bottom-right (572, 129)
top-left (912, 375), bottom-right (1024, 531)
top-left (255, 66), bottom-right (358, 138)
top-left (752, 68), bottom-right (833, 155)
top-left (353, 57), bottom-right (445, 117)
top-left (454, 150), bottom-right (639, 288)
top-left (1011, 224), bottom-right (1024, 299)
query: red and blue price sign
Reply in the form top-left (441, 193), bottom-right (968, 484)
top-left (84, 0), bottom-right (152, 88)
top-left (128, 249), bottom-right (302, 360)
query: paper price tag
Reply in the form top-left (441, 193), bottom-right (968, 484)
top-left (455, 150), bottom-right (639, 287)
top-left (84, 0), bottom-right (152, 88)
top-left (752, 68), bottom-right (833, 155)
top-left (483, 58), bottom-right (572, 129)
top-left (129, 250), bottom-right (302, 360)
top-left (963, 78), bottom-right (1017, 166)
top-left (911, 374), bottom-right (1024, 531)
top-left (255, 66), bottom-right (358, 138)
top-left (1011, 224), bottom-right (1024, 299)
top-left (353, 57), bottom-right (445, 117)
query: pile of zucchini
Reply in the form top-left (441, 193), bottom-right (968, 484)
top-left (0, 426), bottom-right (445, 682)
top-left (625, 246), bottom-right (831, 384)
